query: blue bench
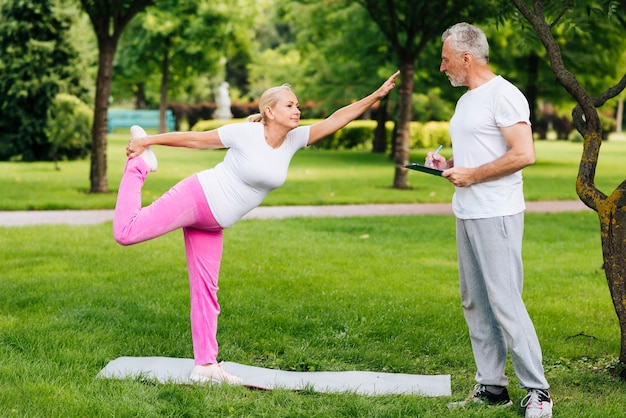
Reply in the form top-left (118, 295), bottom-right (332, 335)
top-left (107, 109), bottom-right (175, 133)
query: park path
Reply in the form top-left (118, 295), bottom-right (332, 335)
top-left (0, 200), bottom-right (590, 227)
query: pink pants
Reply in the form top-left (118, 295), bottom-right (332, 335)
top-left (113, 157), bottom-right (223, 365)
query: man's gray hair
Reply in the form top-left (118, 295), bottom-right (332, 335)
top-left (442, 22), bottom-right (489, 64)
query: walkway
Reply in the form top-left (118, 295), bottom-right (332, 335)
top-left (0, 200), bottom-right (591, 227)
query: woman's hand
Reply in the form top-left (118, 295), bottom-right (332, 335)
top-left (126, 137), bottom-right (147, 158)
top-left (376, 70), bottom-right (400, 99)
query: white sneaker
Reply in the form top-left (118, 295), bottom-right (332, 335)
top-left (521, 389), bottom-right (553, 418)
top-left (130, 125), bottom-right (157, 172)
top-left (189, 363), bottom-right (243, 385)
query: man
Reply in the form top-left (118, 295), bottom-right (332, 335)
top-left (427, 22), bottom-right (553, 418)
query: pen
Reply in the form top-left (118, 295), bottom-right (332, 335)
top-left (428, 145), bottom-right (443, 166)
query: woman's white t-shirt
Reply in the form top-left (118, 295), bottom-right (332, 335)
top-left (449, 75), bottom-right (530, 219)
top-left (196, 122), bottom-right (310, 228)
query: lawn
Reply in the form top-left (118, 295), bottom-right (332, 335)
top-left (1, 211), bottom-right (625, 417)
top-left (1, 135), bottom-right (625, 417)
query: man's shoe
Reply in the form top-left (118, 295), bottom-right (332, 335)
top-left (521, 389), bottom-right (553, 418)
top-left (130, 125), bottom-right (157, 172)
top-left (448, 384), bottom-right (513, 409)
top-left (190, 363), bottom-right (243, 385)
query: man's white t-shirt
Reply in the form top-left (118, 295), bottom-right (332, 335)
top-left (449, 75), bottom-right (530, 219)
top-left (196, 123), bottom-right (310, 228)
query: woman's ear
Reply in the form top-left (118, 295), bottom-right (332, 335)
top-left (264, 106), bottom-right (274, 120)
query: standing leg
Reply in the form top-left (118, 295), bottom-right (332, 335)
top-left (457, 218), bottom-right (509, 387)
top-left (183, 226), bottom-right (223, 366)
top-left (183, 204), bottom-right (243, 385)
top-left (466, 214), bottom-right (549, 390)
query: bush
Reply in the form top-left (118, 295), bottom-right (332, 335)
top-left (45, 94), bottom-right (92, 164)
top-left (313, 120), bottom-right (377, 150)
top-left (191, 118), bottom-right (246, 132)
top-left (409, 121), bottom-right (451, 149)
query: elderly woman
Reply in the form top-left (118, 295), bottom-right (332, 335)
top-left (113, 71), bottom-right (399, 385)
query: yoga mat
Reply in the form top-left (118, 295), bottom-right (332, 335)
top-left (97, 356), bottom-right (451, 397)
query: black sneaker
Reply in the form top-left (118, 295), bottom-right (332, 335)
top-left (448, 384), bottom-right (513, 409)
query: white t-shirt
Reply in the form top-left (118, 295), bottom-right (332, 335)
top-left (196, 122), bottom-right (310, 228)
top-left (449, 75), bottom-right (530, 219)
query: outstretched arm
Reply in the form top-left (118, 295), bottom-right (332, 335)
top-left (307, 71), bottom-right (400, 145)
top-left (126, 129), bottom-right (224, 158)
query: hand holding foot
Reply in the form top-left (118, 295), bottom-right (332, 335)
top-left (127, 125), bottom-right (158, 172)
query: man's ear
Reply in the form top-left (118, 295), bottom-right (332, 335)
top-left (462, 52), bottom-right (472, 65)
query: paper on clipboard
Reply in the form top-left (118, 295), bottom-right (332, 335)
top-left (404, 163), bottom-right (443, 176)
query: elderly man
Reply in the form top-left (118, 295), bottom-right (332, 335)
top-left (428, 22), bottom-right (552, 418)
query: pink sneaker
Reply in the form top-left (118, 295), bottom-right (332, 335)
top-left (189, 363), bottom-right (243, 385)
top-left (130, 125), bottom-right (157, 172)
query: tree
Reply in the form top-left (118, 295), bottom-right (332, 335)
top-left (354, 0), bottom-right (488, 189)
top-left (0, 0), bottom-right (82, 161)
top-left (79, 0), bottom-right (154, 193)
top-left (487, 7), bottom-right (626, 132)
top-left (510, 0), bottom-right (626, 376)
top-left (113, 0), bottom-right (253, 130)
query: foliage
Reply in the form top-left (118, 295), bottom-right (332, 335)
top-left (353, 0), bottom-right (495, 188)
top-left (112, 0), bottom-right (253, 108)
top-left (487, 0), bottom-right (626, 126)
top-left (409, 122), bottom-right (452, 149)
top-left (412, 88), bottom-right (456, 122)
top-left (247, 48), bottom-right (306, 101)
top-left (0, 0), bottom-right (82, 161)
top-left (45, 94), bottom-right (93, 165)
top-left (273, 0), bottom-right (394, 116)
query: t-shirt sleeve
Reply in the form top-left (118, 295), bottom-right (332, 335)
top-left (495, 84), bottom-right (531, 128)
top-left (217, 122), bottom-right (254, 148)
top-left (288, 125), bottom-right (311, 149)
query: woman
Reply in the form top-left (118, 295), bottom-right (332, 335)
top-left (113, 71), bottom-right (400, 384)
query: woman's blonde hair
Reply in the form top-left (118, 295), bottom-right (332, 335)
top-left (247, 84), bottom-right (293, 123)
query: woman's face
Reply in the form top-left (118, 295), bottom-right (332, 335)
top-left (267, 90), bottom-right (301, 128)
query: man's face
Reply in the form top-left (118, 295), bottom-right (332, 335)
top-left (440, 39), bottom-right (467, 87)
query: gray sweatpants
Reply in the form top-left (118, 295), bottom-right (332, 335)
top-left (456, 213), bottom-right (549, 390)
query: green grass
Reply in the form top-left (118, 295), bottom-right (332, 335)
top-left (1, 134), bottom-right (624, 210)
top-left (1, 212), bottom-right (626, 417)
top-left (1, 134), bottom-right (625, 416)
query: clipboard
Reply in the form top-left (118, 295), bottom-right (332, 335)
top-left (404, 163), bottom-right (443, 176)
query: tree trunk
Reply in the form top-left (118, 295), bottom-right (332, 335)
top-left (372, 95), bottom-right (389, 153)
top-left (597, 186), bottom-right (626, 372)
top-left (135, 82), bottom-right (147, 109)
top-left (392, 62), bottom-right (414, 189)
top-left (577, 128), bottom-right (626, 375)
top-left (89, 41), bottom-right (116, 193)
top-left (617, 99), bottom-right (624, 133)
top-left (159, 41), bottom-right (170, 134)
